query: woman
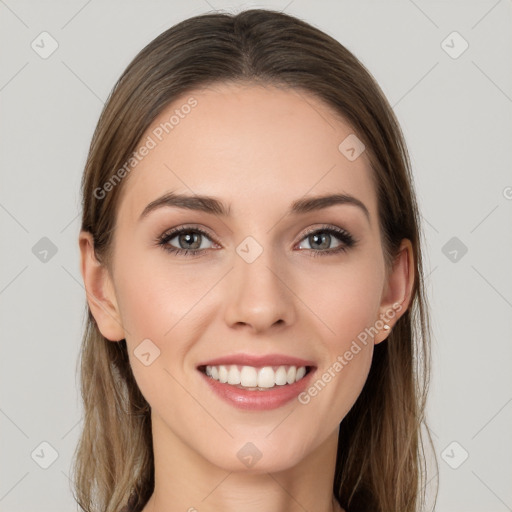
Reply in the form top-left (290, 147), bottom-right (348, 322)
top-left (74, 8), bottom-right (437, 512)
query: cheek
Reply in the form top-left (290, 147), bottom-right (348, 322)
top-left (114, 248), bottom-right (214, 340)
top-left (112, 251), bottom-right (221, 397)
top-left (294, 257), bottom-right (383, 418)
top-left (113, 261), bottom-right (202, 413)
top-left (297, 254), bottom-right (385, 344)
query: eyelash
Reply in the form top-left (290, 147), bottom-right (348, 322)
top-left (155, 224), bottom-right (356, 258)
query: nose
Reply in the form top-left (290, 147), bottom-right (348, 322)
top-left (223, 248), bottom-right (296, 333)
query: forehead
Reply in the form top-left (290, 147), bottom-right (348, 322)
top-left (117, 82), bottom-right (377, 224)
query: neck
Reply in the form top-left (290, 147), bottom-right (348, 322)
top-left (140, 411), bottom-right (344, 512)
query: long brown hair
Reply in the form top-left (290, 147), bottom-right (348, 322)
top-left (74, 9), bottom-right (437, 512)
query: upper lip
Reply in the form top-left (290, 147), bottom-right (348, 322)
top-left (197, 353), bottom-right (316, 368)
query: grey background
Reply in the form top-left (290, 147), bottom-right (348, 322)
top-left (1, 1), bottom-right (511, 511)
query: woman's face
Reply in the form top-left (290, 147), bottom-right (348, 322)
top-left (86, 82), bottom-right (408, 472)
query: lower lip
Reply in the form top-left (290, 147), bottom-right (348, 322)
top-left (198, 368), bottom-right (316, 410)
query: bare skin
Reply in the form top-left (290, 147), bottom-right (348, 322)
top-left (80, 82), bottom-right (414, 512)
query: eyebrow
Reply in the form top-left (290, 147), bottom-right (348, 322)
top-left (139, 191), bottom-right (370, 223)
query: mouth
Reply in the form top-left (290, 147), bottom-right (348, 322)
top-left (198, 364), bottom-right (315, 391)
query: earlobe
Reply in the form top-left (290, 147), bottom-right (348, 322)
top-left (78, 231), bottom-right (125, 342)
top-left (374, 239), bottom-right (415, 344)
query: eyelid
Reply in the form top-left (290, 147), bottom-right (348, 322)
top-left (157, 224), bottom-right (220, 247)
top-left (294, 223), bottom-right (355, 246)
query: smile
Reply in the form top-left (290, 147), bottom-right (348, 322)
top-left (198, 364), bottom-right (316, 410)
top-left (200, 364), bottom-right (311, 390)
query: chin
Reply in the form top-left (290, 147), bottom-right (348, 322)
top-left (198, 433), bottom-right (315, 474)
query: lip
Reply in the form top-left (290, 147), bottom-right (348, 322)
top-left (196, 353), bottom-right (316, 368)
top-left (198, 366), bottom-right (317, 411)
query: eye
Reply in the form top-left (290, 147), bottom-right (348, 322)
top-left (157, 226), bottom-right (217, 256)
top-left (156, 224), bottom-right (356, 257)
top-left (296, 226), bottom-right (356, 256)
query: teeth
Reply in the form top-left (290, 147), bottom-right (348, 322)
top-left (218, 365), bottom-right (228, 383)
top-left (204, 364), bottom-right (308, 389)
top-left (227, 365), bottom-right (240, 385)
top-left (241, 366), bottom-right (258, 387)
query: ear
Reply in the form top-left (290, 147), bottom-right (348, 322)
top-left (78, 231), bottom-right (125, 342)
top-left (374, 238), bottom-right (415, 344)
